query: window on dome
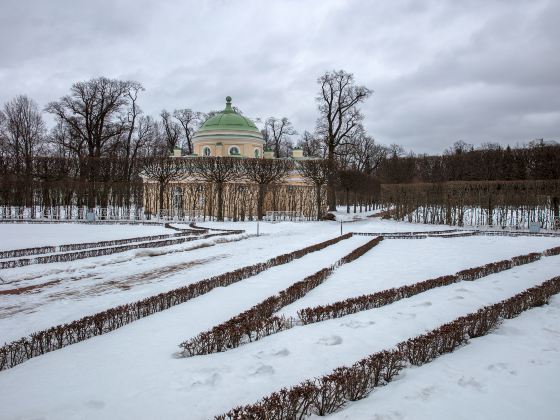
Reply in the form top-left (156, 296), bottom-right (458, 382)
top-left (254, 148), bottom-right (260, 158)
top-left (229, 146), bottom-right (240, 156)
top-left (202, 146), bottom-right (211, 156)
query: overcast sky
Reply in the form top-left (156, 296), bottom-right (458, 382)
top-left (1, 0), bottom-right (558, 153)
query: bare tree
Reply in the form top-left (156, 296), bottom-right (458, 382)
top-left (120, 84), bottom-right (150, 183)
top-left (192, 157), bottom-right (241, 221)
top-left (297, 130), bottom-right (324, 158)
top-left (316, 70), bottom-right (372, 210)
top-left (297, 159), bottom-right (334, 219)
top-left (173, 109), bottom-right (205, 155)
top-left (264, 117), bottom-right (296, 158)
top-left (348, 133), bottom-right (387, 174)
top-left (160, 110), bottom-right (181, 153)
top-left (1, 95), bottom-right (45, 177)
top-left (141, 157), bottom-right (188, 215)
top-left (45, 77), bottom-right (142, 208)
top-left (242, 158), bottom-right (292, 220)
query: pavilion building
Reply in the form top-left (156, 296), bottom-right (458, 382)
top-left (143, 97), bottom-right (320, 220)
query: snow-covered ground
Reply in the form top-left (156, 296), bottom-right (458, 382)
top-left (278, 235), bottom-right (560, 317)
top-left (0, 219), bottom-right (558, 419)
top-left (323, 295), bottom-right (560, 420)
top-left (0, 223), bottom-right (173, 251)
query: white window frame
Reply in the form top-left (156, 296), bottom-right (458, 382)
top-left (202, 146), bottom-right (211, 156)
top-left (228, 145), bottom-right (241, 156)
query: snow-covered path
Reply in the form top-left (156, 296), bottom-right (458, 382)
top-left (278, 235), bottom-right (560, 317)
top-left (323, 295), bottom-right (560, 420)
top-left (0, 250), bottom-right (558, 419)
top-left (0, 229), bottom-right (359, 343)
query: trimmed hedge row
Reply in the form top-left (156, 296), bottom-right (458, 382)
top-left (297, 247), bottom-right (560, 324)
top-left (0, 245), bottom-right (57, 260)
top-left (0, 231), bottom-right (235, 269)
top-left (0, 230), bottom-right (203, 260)
top-left (353, 230), bottom-right (560, 239)
top-left (215, 276), bottom-right (560, 419)
top-left (188, 222), bottom-right (245, 234)
top-left (179, 236), bottom-right (384, 357)
top-left (0, 233), bottom-right (353, 371)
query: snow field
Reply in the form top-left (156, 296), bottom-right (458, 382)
top-left (278, 235), bottom-right (560, 318)
top-left (0, 240), bottom-right (558, 419)
top-left (0, 227), bottom-right (352, 343)
top-left (0, 223), bottom-right (173, 251)
top-left (322, 295), bottom-right (560, 420)
top-left (0, 220), bottom-right (558, 419)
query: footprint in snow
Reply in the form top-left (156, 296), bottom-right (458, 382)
top-left (191, 372), bottom-right (221, 388)
top-left (457, 376), bottom-right (485, 392)
top-left (251, 365), bottom-right (275, 376)
top-left (317, 335), bottom-right (343, 346)
top-left (450, 295), bottom-right (465, 300)
top-left (274, 348), bottom-right (290, 357)
top-left (487, 362), bottom-right (517, 375)
top-left (413, 301), bottom-right (432, 307)
top-left (254, 348), bottom-right (290, 359)
top-left (394, 312), bottom-right (417, 320)
top-left (340, 319), bottom-right (375, 329)
top-left (372, 411), bottom-right (405, 420)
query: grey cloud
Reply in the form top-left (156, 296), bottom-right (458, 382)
top-left (0, 0), bottom-right (558, 154)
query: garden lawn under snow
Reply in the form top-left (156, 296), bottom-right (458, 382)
top-left (0, 222), bottom-right (356, 343)
top-left (0, 219), bottom-right (558, 419)
top-left (322, 295), bottom-right (560, 420)
top-left (0, 222), bottom-right (173, 251)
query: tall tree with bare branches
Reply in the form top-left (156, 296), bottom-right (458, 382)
top-left (192, 157), bottom-right (241, 221)
top-left (242, 158), bottom-right (292, 220)
top-left (173, 109), bottom-right (205, 155)
top-left (297, 159), bottom-right (333, 219)
top-left (46, 77), bottom-right (142, 208)
top-left (316, 70), bottom-right (371, 210)
top-left (141, 157), bottom-right (188, 215)
top-left (1, 95), bottom-right (45, 177)
top-left (263, 117), bottom-right (296, 158)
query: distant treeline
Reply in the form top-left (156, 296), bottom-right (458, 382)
top-left (376, 142), bottom-right (560, 184)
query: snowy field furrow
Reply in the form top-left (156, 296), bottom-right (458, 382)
top-left (322, 295), bottom-right (560, 420)
top-left (0, 234), bottom-right (366, 343)
top-left (0, 252), bottom-right (557, 419)
top-left (277, 236), bottom-right (560, 317)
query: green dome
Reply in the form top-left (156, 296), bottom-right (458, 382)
top-left (198, 96), bottom-right (260, 133)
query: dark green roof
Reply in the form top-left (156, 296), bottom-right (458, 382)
top-left (198, 96), bottom-right (260, 133)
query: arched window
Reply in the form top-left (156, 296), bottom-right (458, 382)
top-left (254, 148), bottom-right (260, 158)
top-left (229, 146), bottom-right (240, 156)
top-left (202, 146), bottom-right (211, 156)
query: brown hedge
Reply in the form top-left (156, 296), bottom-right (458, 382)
top-left (0, 233), bottom-right (352, 371)
top-left (179, 236), bottom-right (384, 356)
top-left (297, 247), bottom-right (560, 324)
top-left (215, 276), bottom-right (560, 419)
top-left (0, 231), bottom-right (233, 269)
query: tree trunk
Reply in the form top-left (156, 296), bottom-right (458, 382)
top-left (316, 184), bottom-right (323, 220)
top-left (257, 183), bottom-right (267, 221)
top-left (553, 196), bottom-right (559, 229)
top-left (327, 148), bottom-right (336, 211)
top-left (346, 188), bottom-right (350, 213)
top-left (217, 182), bottom-right (224, 221)
top-left (158, 181), bottom-right (165, 217)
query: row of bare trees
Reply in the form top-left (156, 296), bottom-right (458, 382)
top-left (377, 140), bottom-right (560, 184)
top-left (2, 71), bottom-right (558, 223)
top-left (379, 180), bottom-right (560, 229)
